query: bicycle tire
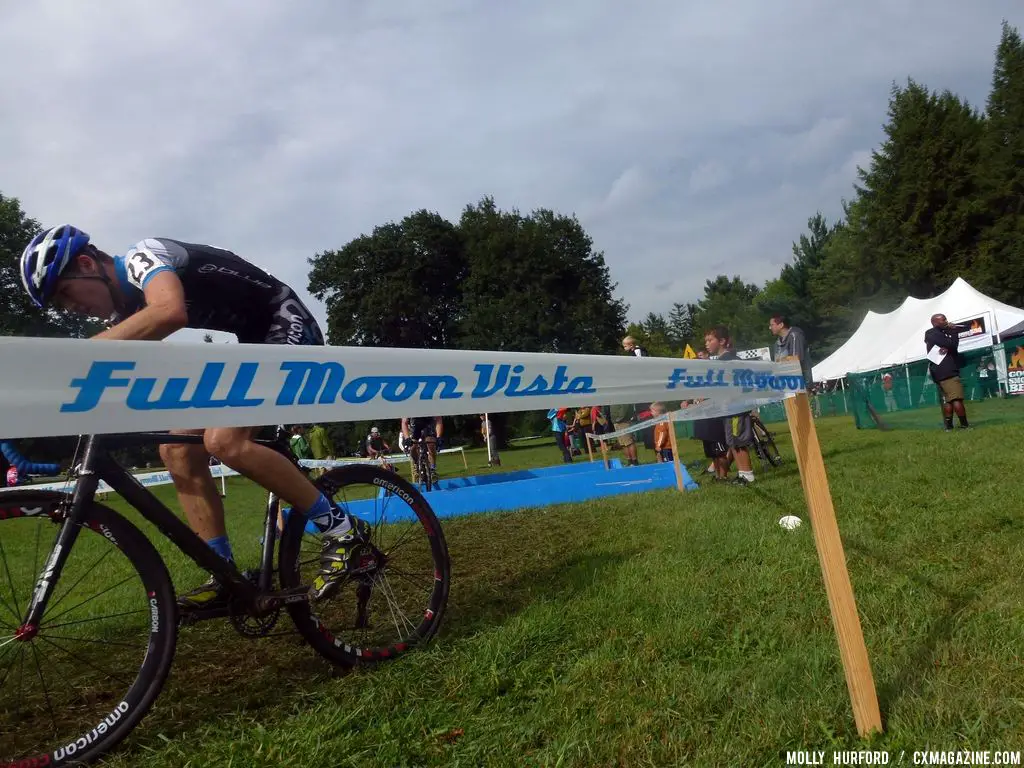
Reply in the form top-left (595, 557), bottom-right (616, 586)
top-left (278, 465), bottom-right (450, 667)
top-left (752, 421), bottom-right (783, 467)
top-left (0, 490), bottom-right (177, 768)
top-left (415, 442), bottom-right (433, 492)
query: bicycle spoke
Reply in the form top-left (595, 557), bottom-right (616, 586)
top-left (0, 536), bottom-right (25, 623)
top-left (45, 545), bottom-right (115, 618)
top-left (0, 598), bottom-right (21, 626)
top-left (29, 641), bottom-right (59, 737)
top-left (383, 564), bottom-right (435, 593)
top-left (42, 607), bottom-right (147, 631)
top-left (42, 633), bottom-right (147, 650)
top-left (0, 641), bottom-right (21, 692)
top-left (37, 635), bottom-right (133, 688)
top-left (15, 644), bottom-right (27, 725)
top-left (42, 572), bottom-right (137, 626)
top-left (376, 571), bottom-right (417, 637)
top-left (384, 525), bottom-right (426, 557)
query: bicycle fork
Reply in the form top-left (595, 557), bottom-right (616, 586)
top-left (18, 461), bottom-right (102, 639)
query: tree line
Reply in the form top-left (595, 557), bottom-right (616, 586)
top-left (632, 21), bottom-right (1024, 361)
top-left (1, 21), bottom-right (1020, 460)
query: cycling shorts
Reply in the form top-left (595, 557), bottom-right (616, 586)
top-left (239, 287), bottom-right (325, 346)
top-left (410, 419), bottom-right (438, 442)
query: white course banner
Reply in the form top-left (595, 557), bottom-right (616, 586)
top-left (0, 337), bottom-right (805, 439)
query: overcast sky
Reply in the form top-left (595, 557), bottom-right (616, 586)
top-left (1, 1), bottom-right (1018, 343)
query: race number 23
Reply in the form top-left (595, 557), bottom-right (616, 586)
top-left (126, 250), bottom-right (160, 286)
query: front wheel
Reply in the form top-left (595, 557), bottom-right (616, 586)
top-left (279, 465), bottom-right (450, 667)
top-left (0, 490), bottom-right (177, 767)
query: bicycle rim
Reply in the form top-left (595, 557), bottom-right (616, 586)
top-left (0, 491), bottom-right (177, 766)
top-left (280, 465), bottom-right (450, 667)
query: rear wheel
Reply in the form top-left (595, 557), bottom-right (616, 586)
top-left (0, 490), bottom-right (177, 767)
top-left (753, 420), bottom-right (783, 467)
top-left (279, 465), bottom-right (450, 667)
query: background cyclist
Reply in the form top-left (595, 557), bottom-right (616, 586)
top-left (400, 415), bottom-right (442, 484)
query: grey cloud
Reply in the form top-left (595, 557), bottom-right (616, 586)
top-left (0, 0), bottom-right (1018, 339)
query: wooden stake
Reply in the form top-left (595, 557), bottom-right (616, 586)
top-left (666, 415), bottom-right (685, 492)
top-left (783, 389), bottom-right (882, 737)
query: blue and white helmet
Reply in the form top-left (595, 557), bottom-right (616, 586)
top-left (20, 225), bottom-right (91, 307)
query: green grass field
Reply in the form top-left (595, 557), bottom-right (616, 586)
top-left (4, 401), bottom-right (1024, 767)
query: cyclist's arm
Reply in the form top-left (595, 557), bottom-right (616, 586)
top-left (93, 271), bottom-right (189, 341)
top-left (401, 418), bottom-right (410, 438)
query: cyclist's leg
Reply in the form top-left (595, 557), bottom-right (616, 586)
top-left (161, 428), bottom-right (243, 610)
top-left (159, 428), bottom-right (227, 543)
top-left (258, 289), bottom-right (371, 599)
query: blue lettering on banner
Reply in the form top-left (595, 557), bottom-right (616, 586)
top-left (666, 368), bottom-right (730, 389)
top-left (59, 359), bottom-right (611, 415)
top-left (666, 367), bottom-right (804, 394)
top-left (730, 368), bottom-right (805, 393)
top-left (61, 361), bottom-right (265, 413)
top-left (471, 364), bottom-right (595, 398)
top-left (275, 362), bottom-right (463, 406)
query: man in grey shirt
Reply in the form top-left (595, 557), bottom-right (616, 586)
top-left (770, 314), bottom-right (813, 387)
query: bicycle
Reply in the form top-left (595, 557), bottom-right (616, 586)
top-left (0, 426), bottom-right (451, 766)
top-left (750, 412), bottom-right (783, 469)
top-left (404, 435), bottom-right (437, 492)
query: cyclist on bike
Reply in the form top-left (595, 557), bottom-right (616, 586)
top-left (365, 427), bottom-right (391, 459)
top-left (400, 415), bottom-right (442, 483)
top-left (19, 225), bottom-right (369, 608)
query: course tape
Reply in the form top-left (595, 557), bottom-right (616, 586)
top-left (23, 448), bottom-right (468, 494)
top-left (0, 337), bottom-right (804, 439)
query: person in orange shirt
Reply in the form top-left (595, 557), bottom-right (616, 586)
top-left (651, 402), bottom-right (673, 462)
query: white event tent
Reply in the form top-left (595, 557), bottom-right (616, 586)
top-left (812, 277), bottom-right (1024, 382)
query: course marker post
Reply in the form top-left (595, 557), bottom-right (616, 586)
top-left (666, 414), bottom-right (685, 492)
top-left (783, 385), bottom-right (882, 737)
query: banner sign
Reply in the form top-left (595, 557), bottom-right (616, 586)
top-left (954, 314), bottom-right (993, 353)
top-left (1006, 343), bottom-right (1024, 396)
top-left (0, 338), bottom-right (804, 439)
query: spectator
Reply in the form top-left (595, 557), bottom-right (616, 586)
top-left (925, 313), bottom-right (970, 431)
top-left (651, 402), bottom-right (673, 463)
top-left (691, 340), bottom-right (729, 480)
top-left (288, 425), bottom-right (312, 460)
top-left (881, 373), bottom-right (897, 412)
top-left (609, 400), bottom-right (640, 466)
top-left (769, 314), bottom-right (813, 388)
top-left (706, 325), bottom-right (756, 486)
top-left (978, 358), bottom-right (998, 399)
top-left (546, 408), bottom-right (573, 463)
top-left (307, 423), bottom-right (335, 461)
top-left (622, 335), bottom-right (655, 451)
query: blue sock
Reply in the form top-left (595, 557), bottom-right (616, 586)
top-left (302, 493), bottom-right (350, 534)
top-left (207, 535), bottom-right (234, 563)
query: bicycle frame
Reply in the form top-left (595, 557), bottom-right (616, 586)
top-left (20, 430), bottom-right (300, 632)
